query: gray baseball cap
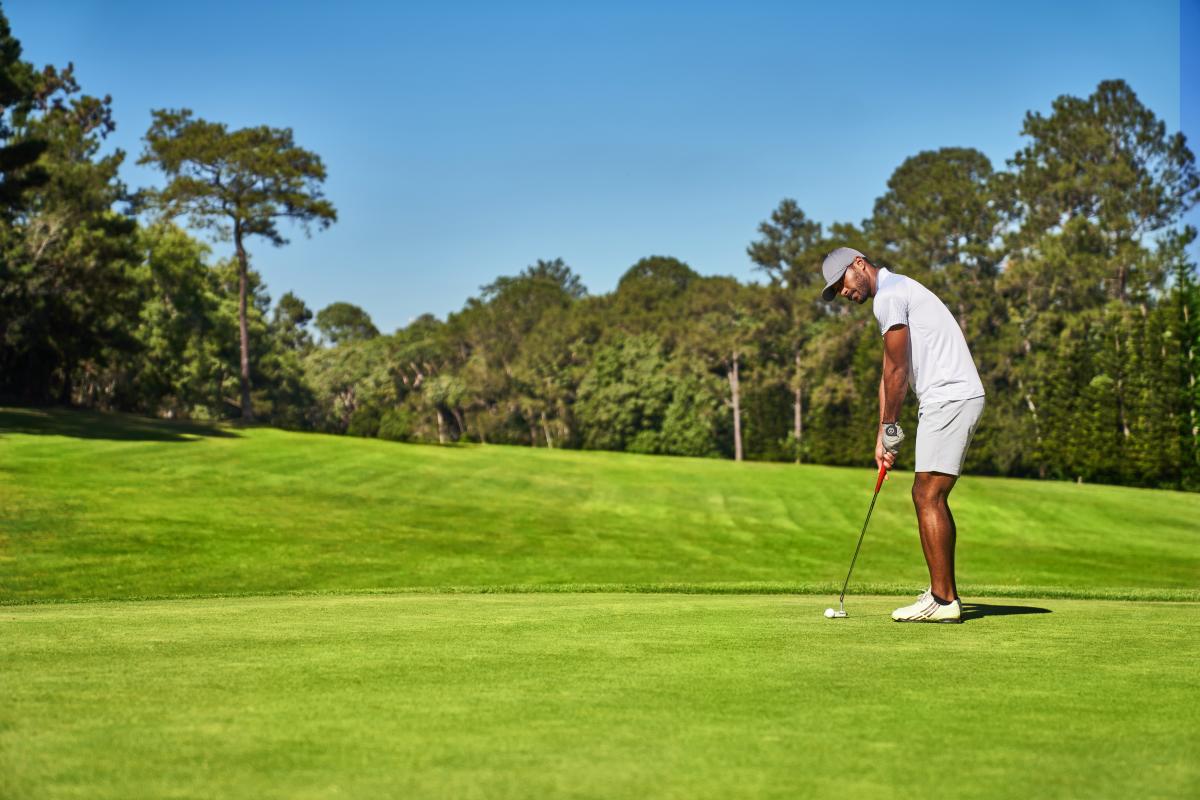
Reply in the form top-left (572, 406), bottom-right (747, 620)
top-left (820, 247), bottom-right (865, 301)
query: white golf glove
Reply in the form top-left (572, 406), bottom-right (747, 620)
top-left (881, 422), bottom-right (905, 454)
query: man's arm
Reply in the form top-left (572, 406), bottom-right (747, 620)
top-left (880, 324), bottom-right (909, 422)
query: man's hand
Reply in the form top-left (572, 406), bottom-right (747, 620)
top-left (875, 422), bottom-right (904, 474)
top-left (881, 421), bottom-right (905, 454)
top-left (875, 430), bottom-right (896, 473)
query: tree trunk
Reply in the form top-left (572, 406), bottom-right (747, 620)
top-left (435, 409), bottom-right (446, 444)
top-left (1017, 373), bottom-right (1045, 479)
top-left (234, 226), bottom-right (254, 422)
top-left (1113, 324), bottom-right (1131, 440)
top-left (729, 352), bottom-right (743, 462)
top-left (556, 399), bottom-right (572, 446)
top-left (1018, 332), bottom-right (1047, 478)
top-left (793, 349), bottom-right (803, 464)
top-left (540, 410), bottom-right (554, 449)
top-left (450, 407), bottom-right (466, 440)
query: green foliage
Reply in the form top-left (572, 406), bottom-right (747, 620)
top-left (482, 257), bottom-right (587, 303)
top-left (377, 406), bottom-right (418, 442)
top-left (1010, 80), bottom-right (1199, 247)
top-left (1164, 229), bottom-right (1200, 489)
top-left (576, 333), bottom-right (675, 451)
top-left (869, 148), bottom-right (1001, 275)
top-left (314, 301), bottom-right (379, 345)
top-left (273, 291), bottom-right (314, 353)
top-left (302, 336), bottom-right (397, 433)
top-left (0, 24), bottom-right (137, 404)
top-left (614, 255), bottom-right (699, 318)
top-left (138, 108), bottom-right (336, 245)
top-left (346, 403), bottom-right (382, 437)
top-left (746, 198), bottom-right (824, 291)
top-left (113, 223), bottom-right (226, 414)
top-left (139, 106), bottom-right (337, 419)
top-left (659, 375), bottom-right (722, 457)
top-left (0, 10), bottom-right (49, 212)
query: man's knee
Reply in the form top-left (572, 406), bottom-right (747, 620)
top-left (911, 480), bottom-right (936, 508)
top-left (912, 472), bottom-right (955, 507)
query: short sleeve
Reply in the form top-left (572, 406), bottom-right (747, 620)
top-left (873, 291), bottom-right (909, 336)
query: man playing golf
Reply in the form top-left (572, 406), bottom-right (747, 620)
top-left (820, 247), bottom-right (985, 623)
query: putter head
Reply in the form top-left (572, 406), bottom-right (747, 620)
top-left (824, 607), bottom-right (849, 619)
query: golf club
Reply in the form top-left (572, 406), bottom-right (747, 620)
top-left (824, 462), bottom-right (889, 619)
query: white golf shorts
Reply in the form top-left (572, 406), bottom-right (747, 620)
top-left (914, 395), bottom-right (985, 475)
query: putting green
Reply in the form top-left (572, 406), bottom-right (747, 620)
top-left (3, 593), bottom-right (1197, 799)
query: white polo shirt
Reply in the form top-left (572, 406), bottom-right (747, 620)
top-left (871, 267), bottom-right (985, 407)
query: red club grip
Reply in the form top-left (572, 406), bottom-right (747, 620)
top-left (874, 462), bottom-right (888, 493)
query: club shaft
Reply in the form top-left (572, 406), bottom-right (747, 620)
top-left (838, 487), bottom-right (882, 606)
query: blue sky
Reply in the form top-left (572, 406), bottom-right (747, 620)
top-left (6, 0), bottom-right (1195, 332)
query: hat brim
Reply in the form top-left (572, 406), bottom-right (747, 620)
top-left (820, 270), bottom-right (846, 302)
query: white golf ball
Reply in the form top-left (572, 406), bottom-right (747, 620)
top-left (824, 607), bottom-right (836, 618)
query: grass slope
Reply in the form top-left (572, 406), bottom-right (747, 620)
top-left (2, 407), bottom-right (1198, 603)
top-left (3, 594), bottom-right (1198, 800)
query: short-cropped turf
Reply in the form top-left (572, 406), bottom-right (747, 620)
top-left (3, 594), bottom-right (1197, 799)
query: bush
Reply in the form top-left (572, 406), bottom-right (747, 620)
top-left (378, 408), bottom-right (417, 442)
top-left (659, 378), bottom-right (721, 458)
top-left (627, 429), bottom-right (663, 454)
top-left (346, 405), bottom-right (382, 437)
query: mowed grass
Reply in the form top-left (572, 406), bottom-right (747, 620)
top-left (3, 594), bottom-right (1198, 800)
top-left (2, 407), bottom-right (1198, 603)
top-left (3, 409), bottom-right (1200, 799)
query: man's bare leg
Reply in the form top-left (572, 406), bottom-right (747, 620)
top-left (911, 471), bottom-right (960, 601)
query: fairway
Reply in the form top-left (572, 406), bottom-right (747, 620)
top-left (2, 408), bottom-right (1197, 603)
top-left (3, 594), bottom-right (1198, 799)
top-left (3, 408), bottom-right (1199, 799)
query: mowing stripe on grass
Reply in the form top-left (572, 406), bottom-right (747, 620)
top-left (3, 407), bottom-right (1198, 604)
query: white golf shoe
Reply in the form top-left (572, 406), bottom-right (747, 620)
top-left (891, 588), bottom-right (962, 623)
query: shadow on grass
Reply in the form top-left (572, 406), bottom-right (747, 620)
top-left (961, 602), bottom-right (1052, 621)
top-left (0, 407), bottom-right (239, 443)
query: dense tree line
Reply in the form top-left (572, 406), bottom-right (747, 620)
top-left (1, 9), bottom-right (1197, 490)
